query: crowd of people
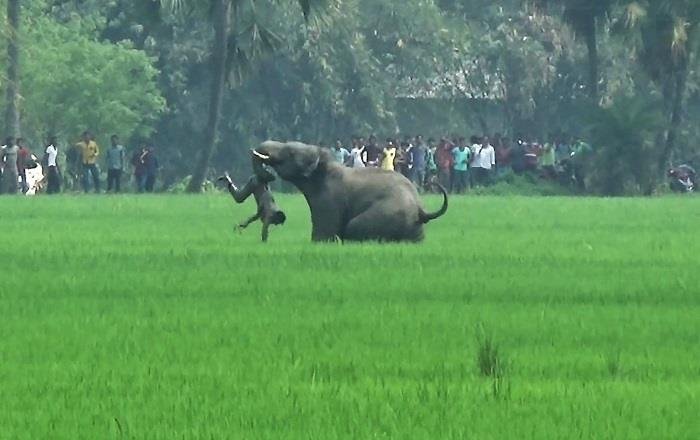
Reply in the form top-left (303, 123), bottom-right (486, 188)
top-left (322, 133), bottom-right (594, 193)
top-left (2, 130), bottom-right (695, 195)
top-left (0, 131), bottom-right (160, 195)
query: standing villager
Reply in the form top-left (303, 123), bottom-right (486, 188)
top-left (106, 135), bottom-right (126, 193)
top-left (44, 137), bottom-right (60, 194)
top-left (451, 139), bottom-right (471, 194)
top-left (396, 141), bottom-right (412, 178)
top-left (540, 139), bottom-right (557, 179)
top-left (436, 137), bottom-right (454, 189)
top-left (16, 138), bottom-right (31, 193)
top-left (1, 137), bottom-right (19, 194)
top-left (77, 131), bottom-right (100, 193)
top-left (570, 138), bottom-right (592, 192)
top-left (426, 138), bottom-right (438, 187)
top-left (131, 145), bottom-right (148, 192)
top-left (364, 135), bottom-right (381, 168)
top-left (495, 137), bottom-right (512, 176)
top-left (349, 138), bottom-right (366, 168)
top-left (380, 139), bottom-right (397, 171)
top-left (143, 147), bottom-right (159, 192)
top-left (469, 136), bottom-right (481, 187)
top-left (411, 135), bottom-right (428, 189)
top-left (330, 139), bottom-right (351, 165)
top-left (472, 136), bottom-right (496, 187)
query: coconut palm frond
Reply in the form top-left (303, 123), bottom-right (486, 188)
top-left (671, 17), bottom-right (689, 59)
top-left (159, 0), bottom-right (187, 12)
top-left (623, 1), bottom-right (647, 29)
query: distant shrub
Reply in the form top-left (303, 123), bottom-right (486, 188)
top-left (471, 172), bottom-right (573, 197)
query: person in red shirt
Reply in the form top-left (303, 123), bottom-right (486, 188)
top-left (16, 138), bottom-right (31, 194)
top-left (495, 137), bottom-right (512, 175)
top-left (435, 137), bottom-right (454, 190)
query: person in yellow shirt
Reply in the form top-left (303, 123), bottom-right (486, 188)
top-left (76, 131), bottom-right (101, 193)
top-left (380, 139), bottom-right (397, 171)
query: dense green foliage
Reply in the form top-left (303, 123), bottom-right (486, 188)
top-left (1, 0), bottom-right (700, 192)
top-left (1, 195), bottom-right (699, 437)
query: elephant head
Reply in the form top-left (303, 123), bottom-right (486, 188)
top-left (253, 141), bottom-right (326, 183)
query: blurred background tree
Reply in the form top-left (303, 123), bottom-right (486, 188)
top-left (0, 0), bottom-right (699, 194)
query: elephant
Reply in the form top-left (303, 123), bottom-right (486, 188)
top-left (252, 140), bottom-right (448, 242)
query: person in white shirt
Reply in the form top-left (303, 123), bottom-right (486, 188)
top-left (469, 135), bottom-right (481, 188)
top-left (471, 136), bottom-right (496, 187)
top-left (349, 137), bottom-right (366, 168)
top-left (45, 136), bottom-right (60, 194)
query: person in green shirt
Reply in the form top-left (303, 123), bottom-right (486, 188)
top-left (571, 139), bottom-right (593, 192)
top-left (451, 141), bottom-right (471, 194)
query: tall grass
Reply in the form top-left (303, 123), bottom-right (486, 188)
top-left (1, 194), bottom-right (699, 438)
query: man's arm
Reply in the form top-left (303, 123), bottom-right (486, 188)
top-left (238, 212), bottom-right (260, 229)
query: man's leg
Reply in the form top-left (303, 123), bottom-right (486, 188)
top-left (5, 171), bottom-right (18, 194)
top-left (107, 170), bottom-right (114, 192)
top-left (82, 165), bottom-right (90, 192)
top-left (137, 174), bottom-right (146, 192)
top-left (416, 170), bottom-right (425, 191)
top-left (222, 175), bottom-right (257, 204)
top-left (91, 165), bottom-right (100, 192)
top-left (114, 170), bottom-right (122, 193)
top-left (48, 167), bottom-right (59, 194)
top-left (19, 172), bottom-right (28, 193)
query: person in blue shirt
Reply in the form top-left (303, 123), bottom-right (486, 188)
top-left (106, 135), bottom-right (126, 193)
top-left (451, 138), bottom-right (471, 194)
top-left (330, 139), bottom-right (351, 166)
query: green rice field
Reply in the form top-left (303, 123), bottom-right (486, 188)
top-left (1, 194), bottom-right (699, 439)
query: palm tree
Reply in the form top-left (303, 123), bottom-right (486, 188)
top-left (4, 0), bottom-right (21, 137)
top-left (618, 0), bottom-right (700, 175)
top-left (531, 0), bottom-right (612, 102)
top-left (160, 0), bottom-right (319, 193)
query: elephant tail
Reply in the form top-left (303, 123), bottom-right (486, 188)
top-left (419, 183), bottom-right (449, 224)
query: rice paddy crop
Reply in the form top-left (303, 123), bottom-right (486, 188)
top-left (1, 194), bottom-right (699, 439)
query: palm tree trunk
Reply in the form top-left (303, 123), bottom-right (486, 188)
top-left (583, 18), bottom-right (599, 103)
top-left (4, 0), bottom-right (21, 137)
top-left (660, 65), bottom-right (689, 176)
top-left (186, 0), bottom-right (231, 193)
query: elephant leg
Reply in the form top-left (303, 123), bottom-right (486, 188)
top-left (308, 203), bottom-right (344, 242)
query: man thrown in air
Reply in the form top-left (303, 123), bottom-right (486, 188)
top-left (218, 151), bottom-right (286, 242)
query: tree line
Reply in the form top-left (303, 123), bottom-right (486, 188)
top-left (2, 0), bottom-right (699, 195)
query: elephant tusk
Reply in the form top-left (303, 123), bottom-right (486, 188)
top-left (252, 150), bottom-right (270, 161)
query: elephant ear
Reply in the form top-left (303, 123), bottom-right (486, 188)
top-left (295, 146), bottom-right (321, 178)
